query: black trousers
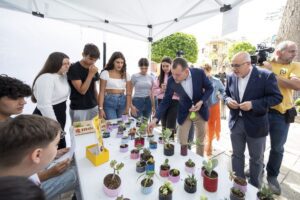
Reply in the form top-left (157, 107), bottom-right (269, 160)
top-left (158, 99), bottom-right (179, 137)
top-left (33, 101), bottom-right (66, 149)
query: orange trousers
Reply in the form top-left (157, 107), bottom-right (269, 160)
top-left (205, 102), bottom-right (221, 156)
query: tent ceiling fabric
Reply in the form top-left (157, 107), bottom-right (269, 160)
top-left (0, 0), bottom-right (249, 42)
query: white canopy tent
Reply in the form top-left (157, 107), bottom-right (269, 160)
top-left (0, 0), bottom-right (249, 42)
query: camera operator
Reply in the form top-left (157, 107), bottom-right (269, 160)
top-left (263, 40), bottom-right (300, 195)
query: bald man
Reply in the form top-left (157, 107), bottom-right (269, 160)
top-left (224, 52), bottom-right (282, 188)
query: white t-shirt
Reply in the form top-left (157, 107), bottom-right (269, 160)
top-left (33, 73), bottom-right (70, 120)
top-left (100, 70), bottom-right (131, 90)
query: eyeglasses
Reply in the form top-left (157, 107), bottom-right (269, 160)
top-left (60, 130), bottom-right (66, 139)
top-left (230, 62), bottom-right (249, 68)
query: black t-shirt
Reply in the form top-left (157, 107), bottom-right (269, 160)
top-left (67, 61), bottom-right (100, 110)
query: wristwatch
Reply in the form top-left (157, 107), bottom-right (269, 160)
top-left (98, 107), bottom-right (103, 110)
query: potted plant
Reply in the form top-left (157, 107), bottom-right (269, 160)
top-left (180, 144), bottom-right (188, 156)
top-left (140, 148), bottom-right (152, 162)
top-left (230, 187), bottom-right (245, 200)
top-left (184, 174), bottom-right (197, 193)
top-left (162, 128), bottom-right (174, 156)
top-left (136, 161), bottom-right (146, 173)
top-left (119, 144), bottom-right (128, 153)
top-left (257, 184), bottom-right (274, 200)
top-left (149, 139), bottom-right (157, 149)
top-left (103, 160), bottom-right (124, 197)
top-left (130, 148), bottom-right (140, 159)
top-left (185, 158), bottom-right (195, 174)
top-left (158, 136), bottom-right (164, 144)
top-left (160, 158), bottom-right (170, 177)
top-left (229, 171), bottom-right (247, 193)
top-left (129, 128), bottom-right (136, 140)
top-left (116, 195), bottom-right (130, 200)
top-left (159, 181), bottom-right (173, 200)
top-left (121, 135), bottom-right (129, 144)
top-left (202, 158), bottom-right (218, 192)
top-left (138, 120), bottom-right (147, 136)
top-left (134, 131), bottom-right (145, 147)
top-left (103, 131), bottom-right (110, 138)
top-left (138, 171), bottom-right (155, 194)
top-left (200, 195), bottom-right (208, 200)
top-left (145, 157), bottom-right (155, 175)
top-left (168, 168), bottom-right (180, 183)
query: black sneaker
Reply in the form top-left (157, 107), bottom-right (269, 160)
top-left (267, 176), bottom-right (281, 195)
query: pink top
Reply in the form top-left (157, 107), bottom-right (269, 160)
top-left (152, 74), bottom-right (179, 100)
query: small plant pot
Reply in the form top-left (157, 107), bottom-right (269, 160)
top-left (111, 123), bottom-right (118, 129)
top-left (233, 176), bottom-right (247, 193)
top-left (181, 145), bottom-right (188, 156)
top-left (164, 144), bottom-right (174, 156)
top-left (103, 132), bottom-right (110, 138)
top-left (158, 137), bottom-right (164, 144)
top-left (184, 180), bottom-right (197, 193)
top-left (136, 121), bottom-right (142, 127)
top-left (160, 165), bottom-right (170, 177)
top-left (130, 149), bottom-right (140, 159)
top-left (121, 136), bottom-right (129, 144)
top-left (185, 166), bottom-right (195, 174)
top-left (141, 179), bottom-right (153, 194)
top-left (230, 187), bottom-right (245, 200)
top-left (159, 189), bottom-right (172, 200)
top-left (136, 161), bottom-right (146, 173)
top-left (119, 144), bottom-right (128, 153)
top-left (168, 169), bottom-right (180, 183)
top-left (149, 141), bottom-right (157, 149)
top-left (203, 170), bottom-right (218, 192)
top-left (103, 174), bottom-right (121, 197)
top-left (134, 137), bottom-right (145, 147)
top-left (146, 163), bottom-right (155, 174)
top-left (147, 134), bottom-right (154, 141)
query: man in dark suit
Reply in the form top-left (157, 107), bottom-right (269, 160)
top-left (148, 57), bottom-right (213, 156)
top-left (224, 52), bottom-right (282, 188)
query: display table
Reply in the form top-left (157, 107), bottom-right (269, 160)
top-left (74, 120), bottom-right (258, 200)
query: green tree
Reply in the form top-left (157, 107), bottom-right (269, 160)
top-left (151, 32), bottom-right (198, 63)
top-left (227, 41), bottom-right (256, 61)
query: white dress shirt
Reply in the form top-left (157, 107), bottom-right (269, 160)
top-left (180, 69), bottom-right (193, 101)
top-left (238, 66), bottom-right (253, 101)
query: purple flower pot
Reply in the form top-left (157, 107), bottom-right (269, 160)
top-left (233, 177), bottom-right (247, 193)
top-left (120, 144), bottom-right (128, 153)
top-left (185, 166), bottom-right (195, 174)
top-left (130, 150), bottom-right (140, 159)
top-left (168, 169), bottom-right (180, 183)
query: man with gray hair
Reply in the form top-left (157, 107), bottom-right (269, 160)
top-left (263, 40), bottom-right (300, 195)
top-left (224, 52), bottom-right (282, 188)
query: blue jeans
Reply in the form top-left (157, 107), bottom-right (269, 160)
top-left (132, 96), bottom-right (152, 119)
top-left (104, 94), bottom-right (126, 120)
top-left (41, 165), bottom-right (81, 200)
top-left (266, 112), bottom-right (290, 177)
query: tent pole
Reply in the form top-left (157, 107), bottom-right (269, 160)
top-left (147, 25), bottom-right (153, 62)
top-left (102, 32), bottom-right (106, 69)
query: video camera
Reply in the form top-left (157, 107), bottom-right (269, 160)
top-left (251, 43), bottom-right (275, 65)
top-left (176, 50), bottom-right (185, 58)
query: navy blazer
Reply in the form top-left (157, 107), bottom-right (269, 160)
top-left (224, 66), bottom-right (283, 138)
top-left (155, 68), bottom-right (213, 125)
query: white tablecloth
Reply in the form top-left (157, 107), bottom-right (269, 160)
top-left (74, 120), bottom-right (258, 200)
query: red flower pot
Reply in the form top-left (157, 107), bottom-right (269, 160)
top-left (203, 170), bottom-right (218, 192)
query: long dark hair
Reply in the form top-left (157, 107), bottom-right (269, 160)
top-left (158, 57), bottom-right (172, 87)
top-left (104, 51), bottom-right (127, 79)
top-left (31, 52), bottom-right (69, 103)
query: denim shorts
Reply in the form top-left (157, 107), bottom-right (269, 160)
top-left (132, 96), bottom-right (152, 119)
top-left (104, 94), bottom-right (126, 120)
